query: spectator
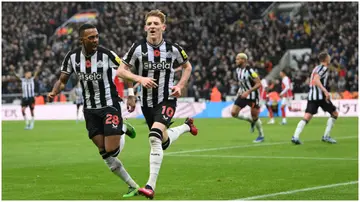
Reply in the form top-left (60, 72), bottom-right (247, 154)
top-left (2, 2), bottom-right (358, 101)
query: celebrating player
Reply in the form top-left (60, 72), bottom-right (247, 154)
top-left (48, 24), bottom-right (141, 197)
top-left (11, 66), bottom-right (40, 130)
top-left (116, 10), bottom-right (198, 199)
top-left (230, 53), bottom-right (265, 143)
top-left (292, 52), bottom-right (338, 144)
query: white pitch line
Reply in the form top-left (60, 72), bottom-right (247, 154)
top-left (166, 142), bottom-right (286, 155)
top-left (165, 136), bottom-right (358, 156)
top-left (234, 181), bottom-right (358, 200)
top-left (168, 154), bottom-right (358, 161)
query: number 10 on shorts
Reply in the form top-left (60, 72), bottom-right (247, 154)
top-left (162, 106), bottom-right (174, 119)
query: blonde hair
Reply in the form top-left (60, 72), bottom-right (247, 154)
top-left (237, 53), bottom-right (248, 60)
top-left (145, 9), bottom-right (166, 24)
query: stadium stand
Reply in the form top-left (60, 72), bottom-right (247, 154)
top-left (2, 2), bottom-right (358, 102)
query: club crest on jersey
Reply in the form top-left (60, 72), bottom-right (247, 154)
top-left (166, 51), bottom-right (172, 59)
top-left (143, 61), bottom-right (171, 70)
top-left (77, 72), bottom-right (103, 81)
top-left (97, 60), bottom-right (103, 68)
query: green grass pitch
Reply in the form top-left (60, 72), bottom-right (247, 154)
top-left (2, 117), bottom-right (358, 200)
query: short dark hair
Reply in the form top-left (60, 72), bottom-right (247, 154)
top-left (78, 23), bottom-right (96, 36)
top-left (318, 52), bottom-right (329, 62)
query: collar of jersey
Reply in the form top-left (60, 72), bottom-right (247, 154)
top-left (81, 48), bottom-right (97, 58)
top-left (146, 39), bottom-right (164, 48)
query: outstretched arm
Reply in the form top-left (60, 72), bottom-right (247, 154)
top-left (122, 64), bottom-right (137, 113)
top-left (123, 64), bottom-right (134, 90)
top-left (10, 66), bottom-right (21, 81)
top-left (33, 67), bottom-right (41, 79)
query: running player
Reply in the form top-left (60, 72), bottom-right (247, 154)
top-left (11, 66), bottom-right (40, 130)
top-left (292, 52), bottom-right (338, 144)
top-left (116, 10), bottom-right (198, 199)
top-left (230, 53), bottom-right (265, 143)
top-left (48, 24), bottom-right (147, 197)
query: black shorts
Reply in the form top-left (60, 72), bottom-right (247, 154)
top-left (83, 102), bottom-right (123, 139)
top-left (75, 102), bottom-right (83, 108)
top-left (21, 97), bottom-right (35, 110)
top-left (234, 96), bottom-right (260, 109)
top-left (141, 100), bottom-right (177, 130)
top-left (305, 100), bottom-right (337, 115)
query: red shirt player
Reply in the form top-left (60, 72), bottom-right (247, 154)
top-left (259, 78), bottom-right (268, 101)
top-left (279, 70), bottom-right (294, 124)
top-left (113, 76), bottom-right (124, 98)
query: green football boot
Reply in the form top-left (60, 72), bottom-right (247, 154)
top-left (124, 121), bottom-right (136, 139)
top-left (123, 186), bottom-right (139, 198)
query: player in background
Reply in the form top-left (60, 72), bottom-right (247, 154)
top-left (266, 80), bottom-right (276, 124)
top-left (279, 70), bottom-right (293, 125)
top-left (74, 81), bottom-right (84, 123)
top-left (292, 52), bottom-right (338, 144)
top-left (48, 24), bottom-right (144, 197)
top-left (259, 78), bottom-right (268, 107)
top-left (10, 66), bottom-right (41, 130)
top-left (116, 10), bottom-right (198, 199)
top-left (231, 53), bottom-right (265, 143)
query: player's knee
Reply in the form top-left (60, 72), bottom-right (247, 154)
top-left (104, 146), bottom-right (120, 158)
top-left (99, 149), bottom-right (108, 159)
top-left (231, 111), bottom-right (238, 117)
top-left (149, 128), bottom-right (163, 150)
top-left (149, 128), bottom-right (163, 140)
top-left (302, 119), bottom-right (309, 124)
top-left (303, 113), bottom-right (312, 123)
top-left (101, 151), bottom-right (123, 172)
top-left (331, 111), bottom-right (338, 119)
top-left (251, 110), bottom-right (258, 118)
top-left (162, 137), bottom-right (170, 150)
top-left (252, 116), bottom-right (258, 122)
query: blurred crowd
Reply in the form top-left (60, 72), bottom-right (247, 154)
top-left (287, 2), bottom-right (358, 97)
top-left (2, 2), bottom-right (358, 101)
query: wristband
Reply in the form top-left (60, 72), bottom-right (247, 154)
top-left (128, 88), bottom-right (135, 96)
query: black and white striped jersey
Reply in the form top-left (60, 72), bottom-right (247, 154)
top-left (21, 77), bottom-right (35, 98)
top-left (122, 39), bottom-right (188, 108)
top-left (236, 66), bottom-right (259, 100)
top-left (308, 64), bottom-right (329, 101)
top-left (61, 46), bottom-right (121, 109)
